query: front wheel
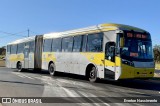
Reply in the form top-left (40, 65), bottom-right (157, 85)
top-left (48, 63), bottom-right (56, 76)
top-left (88, 67), bottom-right (97, 82)
top-left (17, 62), bottom-right (23, 72)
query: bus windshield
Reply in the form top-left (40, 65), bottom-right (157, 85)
top-left (121, 32), bottom-right (153, 61)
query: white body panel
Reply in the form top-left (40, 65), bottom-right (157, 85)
top-left (29, 53), bottom-right (34, 68)
top-left (115, 67), bottom-right (121, 80)
top-left (41, 52), bottom-right (105, 78)
top-left (10, 61), bottom-right (17, 68)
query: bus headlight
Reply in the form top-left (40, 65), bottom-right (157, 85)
top-left (130, 62), bottom-right (134, 67)
top-left (122, 59), bottom-right (134, 67)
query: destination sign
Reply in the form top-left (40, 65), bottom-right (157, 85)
top-left (126, 33), bottom-right (148, 39)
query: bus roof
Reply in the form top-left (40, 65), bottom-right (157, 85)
top-left (43, 23), bottom-right (148, 39)
top-left (8, 36), bottom-right (35, 45)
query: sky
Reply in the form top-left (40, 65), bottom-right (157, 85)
top-left (0, 0), bottom-right (159, 47)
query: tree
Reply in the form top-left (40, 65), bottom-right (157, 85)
top-left (0, 46), bottom-right (6, 55)
top-left (153, 45), bottom-right (160, 63)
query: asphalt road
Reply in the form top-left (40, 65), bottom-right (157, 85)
top-left (0, 67), bottom-right (160, 106)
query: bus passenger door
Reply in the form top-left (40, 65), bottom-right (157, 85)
top-left (24, 43), bottom-right (29, 68)
top-left (105, 42), bottom-right (116, 79)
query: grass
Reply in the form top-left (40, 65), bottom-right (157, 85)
top-left (0, 60), bottom-right (5, 67)
top-left (0, 55), bottom-right (5, 67)
top-left (155, 63), bottom-right (160, 70)
top-left (0, 55), bottom-right (5, 60)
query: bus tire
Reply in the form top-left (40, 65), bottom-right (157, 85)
top-left (48, 63), bottom-right (56, 76)
top-left (17, 62), bottom-right (23, 72)
top-left (88, 67), bottom-right (97, 82)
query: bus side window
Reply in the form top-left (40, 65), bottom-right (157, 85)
top-left (10, 45), bottom-right (12, 54)
top-left (73, 36), bottom-right (82, 52)
top-left (62, 37), bottom-right (73, 52)
top-left (11, 45), bottom-right (17, 54)
top-left (7, 45), bottom-right (11, 54)
top-left (52, 38), bottom-right (62, 52)
top-left (82, 35), bottom-right (87, 52)
top-left (29, 41), bottom-right (35, 53)
top-left (17, 43), bottom-right (24, 54)
top-left (87, 33), bottom-right (103, 52)
top-left (43, 39), bottom-right (52, 52)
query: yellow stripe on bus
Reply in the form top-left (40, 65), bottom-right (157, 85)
top-left (80, 52), bottom-right (104, 65)
top-left (42, 52), bottom-right (56, 62)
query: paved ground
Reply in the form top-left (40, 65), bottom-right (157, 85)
top-left (0, 67), bottom-right (160, 106)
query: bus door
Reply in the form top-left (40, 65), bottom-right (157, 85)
top-left (105, 42), bottom-right (116, 79)
top-left (24, 42), bottom-right (29, 68)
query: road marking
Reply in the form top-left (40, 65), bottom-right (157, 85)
top-left (79, 91), bottom-right (97, 97)
top-left (61, 87), bottom-right (79, 97)
top-left (41, 77), bottom-right (73, 97)
top-left (17, 75), bottom-right (26, 78)
top-left (38, 76), bottom-right (82, 97)
top-left (12, 72), bottom-right (34, 80)
top-left (80, 92), bottom-right (110, 106)
top-left (47, 82), bottom-right (52, 86)
top-left (33, 76), bottom-right (42, 80)
top-left (21, 74), bottom-right (34, 79)
top-left (12, 72), bottom-right (27, 79)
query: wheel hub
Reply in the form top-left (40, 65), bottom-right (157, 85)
top-left (90, 70), bottom-right (95, 78)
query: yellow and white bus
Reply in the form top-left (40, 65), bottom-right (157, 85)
top-left (6, 23), bottom-right (155, 82)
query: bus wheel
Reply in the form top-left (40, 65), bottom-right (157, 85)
top-left (17, 62), bottom-right (23, 72)
top-left (88, 67), bottom-right (97, 82)
top-left (49, 63), bottom-right (56, 76)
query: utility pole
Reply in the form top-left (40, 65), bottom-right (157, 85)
top-left (27, 29), bottom-right (30, 37)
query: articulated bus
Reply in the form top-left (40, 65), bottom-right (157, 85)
top-left (6, 23), bottom-right (155, 82)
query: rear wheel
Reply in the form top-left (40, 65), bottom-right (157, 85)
top-left (48, 63), bottom-right (56, 76)
top-left (17, 62), bottom-right (23, 72)
top-left (88, 67), bottom-right (97, 82)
